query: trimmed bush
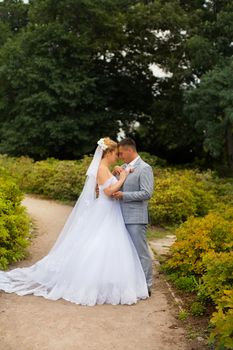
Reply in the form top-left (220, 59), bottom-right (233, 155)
top-left (200, 251), bottom-right (233, 303)
top-left (0, 154), bottom-right (92, 201)
top-left (24, 157), bottom-right (90, 201)
top-left (0, 177), bottom-right (30, 270)
top-left (209, 290), bottom-right (233, 349)
top-left (149, 169), bottom-right (216, 225)
top-left (164, 207), bottom-right (233, 349)
top-left (190, 301), bottom-right (206, 316)
top-left (0, 155), bottom-right (219, 224)
top-left (165, 209), bottom-right (233, 276)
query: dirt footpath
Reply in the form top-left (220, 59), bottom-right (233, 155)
top-left (0, 195), bottom-right (189, 350)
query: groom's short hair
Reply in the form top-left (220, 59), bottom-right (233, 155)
top-left (118, 137), bottom-right (136, 150)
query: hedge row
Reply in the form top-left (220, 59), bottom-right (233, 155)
top-left (0, 154), bottom-right (224, 226)
top-left (164, 206), bottom-right (233, 349)
top-left (0, 176), bottom-right (30, 270)
top-left (149, 168), bottom-right (217, 225)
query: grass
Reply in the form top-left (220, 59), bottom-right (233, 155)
top-left (147, 225), bottom-right (175, 240)
top-left (178, 310), bottom-right (189, 320)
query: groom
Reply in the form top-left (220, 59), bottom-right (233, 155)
top-left (112, 138), bottom-right (154, 296)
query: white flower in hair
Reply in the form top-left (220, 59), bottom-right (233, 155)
top-left (97, 138), bottom-right (108, 151)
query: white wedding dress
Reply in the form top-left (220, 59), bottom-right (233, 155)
top-left (0, 166), bottom-right (149, 305)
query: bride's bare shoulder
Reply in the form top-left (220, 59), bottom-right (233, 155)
top-left (97, 165), bottom-right (112, 185)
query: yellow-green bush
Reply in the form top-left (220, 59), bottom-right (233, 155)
top-left (165, 209), bottom-right (233, 276)
top-left (28, 156), bottom-right (92, 201)
top-left (0, 177), bottom-right (30, 270)
top-left (0, 154), bottom-right (231, 228)
top-left (209, 290), bottom-right (233, 349)
top-left (0, 154), bottom-right (92, 201)
top-left (1, 155), bottom-right (218, 222)
top-left (199, 251), bottom-right (233, 303)
top-left (149, 169), bottom-right (216, 225)
top-left (212, 177), bottom-right (233, 206)
top-left (0, 154), bottom-right (34, 190)
top-left (164, 207), bottom-right (233, 350)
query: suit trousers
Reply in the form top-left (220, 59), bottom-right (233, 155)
top-left (125, 224), bottom-right (153, 288)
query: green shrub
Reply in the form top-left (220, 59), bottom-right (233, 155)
top-left (149, 169), bottom-right (216, 225)
top-left (139, 152), bottom-right (167, 167)
top-left (209, 290), bottom-right (233, 350)
top-left (0, 154), bottom-right (34, 188)
top-left (174, 275), bottom-right (198, 293)
top-left (164, 207), bottom-right (233, 349)
top-left (199, 252), bottom-right (233, 303)
top-left (0, 155), bottom-right (221, 224)
top-left (0, 177), bottom-right (30, 270)
top-left (165, 209), bottom-right (233, 276)
top-left (212, 177), bottom-right (233, 207)
top-left (178, 310), bottom-right (189, 320)
top-left (0, 154), bottom-right (92, 201)
top-left (190, 301), bottom-right (206, 316)
top-left (27, 156), bottom-right (91, 201)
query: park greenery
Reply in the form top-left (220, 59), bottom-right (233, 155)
top-left (0, 152), bottom-right (233, 348)
top-left (0, 0), bottom-right (233, 174)
top-left (0, 0), bottom-right (233, 348)
top-left (0, 172), bottom-right (30, 270)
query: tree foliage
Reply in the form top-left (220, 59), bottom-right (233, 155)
top-left (0, 0), bottom-right (232, 173)
top-left (185, 59), bottom-right (233, 174)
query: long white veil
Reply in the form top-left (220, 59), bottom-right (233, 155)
top-left (48, 145), bottom-right (103, 254)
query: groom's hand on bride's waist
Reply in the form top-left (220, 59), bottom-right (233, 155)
top-left (112, 191), bottom-right (123, 200)
top-left (95, 184), bottom-right (99, 198)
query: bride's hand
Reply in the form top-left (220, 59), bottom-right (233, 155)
top-left (119, 169), bottom-right (130, 181)
top-left (112, 166), bottom-right (123, 175)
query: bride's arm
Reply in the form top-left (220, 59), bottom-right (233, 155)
top-left (97, 167), bottom-right (129, 197)
top-left (104, 172), bottom-right (128, 196)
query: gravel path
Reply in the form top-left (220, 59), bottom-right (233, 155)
top-left (0, 195), bottom-right (190, 350)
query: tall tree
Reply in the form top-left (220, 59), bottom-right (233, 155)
top-left (0, 0), bottom-right (29, 33)
top-left (185, 59), bottom-right (233, 175)
top-left (122, 1), bottom-right (201, 162)
top-left (0, 21), bottom-right (120, 159)
top-left (0, 0), bottom-right (232, 170)
top-left (0, 0), bottom-right (131, 158)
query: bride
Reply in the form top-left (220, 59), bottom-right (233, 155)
top-left (0, 137), bottom-right (149, 306)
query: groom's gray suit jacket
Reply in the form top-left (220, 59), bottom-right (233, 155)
top-left (120, 157), bottom-right (154, 224)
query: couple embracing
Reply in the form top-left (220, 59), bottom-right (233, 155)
top-left (0, 137), bottom-right (154, 306)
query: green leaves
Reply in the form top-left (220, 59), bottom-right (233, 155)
top-left (0, 0), bottom-right (29, 34)
top-left (0, 177), bottom-right (30, 270)
top-left (0, 0), bottom-right (232, 172)
top-left (0, 19), bottom-right (116, 158)
top-left (185, 59), bottom-right (233, 174)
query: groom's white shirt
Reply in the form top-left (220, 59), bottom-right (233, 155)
top-left (125, 155), bottom-right (140, 170)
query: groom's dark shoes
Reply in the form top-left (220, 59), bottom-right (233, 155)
top-left (148, 287), bottom-right (152, 297)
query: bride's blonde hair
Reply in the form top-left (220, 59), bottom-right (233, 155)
top-left (102, 137), bottom-right (118, 157)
